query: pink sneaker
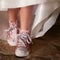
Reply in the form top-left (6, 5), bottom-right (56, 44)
top-left (4, 21), bottom-right (19, 46)
top-left (15, 30), bottom-right (32, 57)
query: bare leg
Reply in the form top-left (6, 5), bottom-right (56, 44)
top-left (19, 6), bottom-right (34, 33)
top-left (15, 6), bottom-right (34, 57)
top-left (6, 8), bottom-right (19, 46)
top-left (8, 8), bottom-right (18, 25)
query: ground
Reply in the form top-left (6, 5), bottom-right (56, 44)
top-left (0, 14), bottom-right (60, 60)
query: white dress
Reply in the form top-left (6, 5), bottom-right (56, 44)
top-left (0, 0), bottom-right (60, 40)
top-left (0, 0), bottom-right (60, 10)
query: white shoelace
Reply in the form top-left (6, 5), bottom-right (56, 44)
top-left (4, 25), bottom-right (17, 40)
top-left (17, 32), bottom-right (32, 47)
top-left (4, 25), bottom-right (17, 32)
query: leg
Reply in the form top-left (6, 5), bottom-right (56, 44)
top-left (19, 6), bottom-right (34, 33)
top-left (15, 6), bottom-right (33, 57)
top-left (6, 8), bottom-right (19, 46)
top-left (8, 8), bottom-right (18, 23)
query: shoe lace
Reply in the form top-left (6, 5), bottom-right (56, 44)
top-left (17, 32), bottom-right (32, 47)
top-left (4, 25), bottom-right (17, 32)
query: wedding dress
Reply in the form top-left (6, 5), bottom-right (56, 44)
top-left (0, 0), bottom-right (60, 40)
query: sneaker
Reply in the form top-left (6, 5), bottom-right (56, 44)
top-left (4, 21), bottom-right (19, 46)
top-left (15, 30), bottom-right (32, 57)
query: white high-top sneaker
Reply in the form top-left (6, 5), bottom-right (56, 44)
top-left (15, 30), bottom-right (32, 57)
top-left (4, 21), bottom-right (19, 46)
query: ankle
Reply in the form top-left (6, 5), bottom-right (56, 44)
top-left (9, 20), bottom-right (17, 27)
top-left (20, 29), bottom-right (31, 35)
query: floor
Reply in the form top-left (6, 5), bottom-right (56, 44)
top-left (0, 14), bottom-right (60, 60)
